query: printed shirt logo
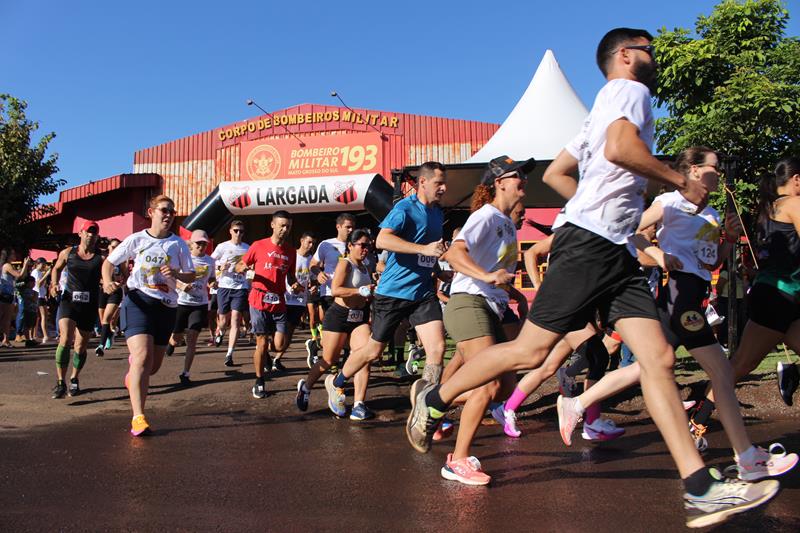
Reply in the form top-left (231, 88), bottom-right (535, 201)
top-left (246, 144), bottom-right (281, 180)
top-left (333, 180), bottom-right (357, 204)
top-left (680, 310), bottom-right (706, 332)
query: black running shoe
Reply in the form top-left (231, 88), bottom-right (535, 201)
top-left (94, 345), bottom-right (104, 357)
top-left (214, 332), bottom-right (223, 347)
top-left (165, 343), bottom-right (175, 357)
top-left (68, 378), bottom-right (80, 397)
top-left (178, 373), bottom-right (192, 387)
top-left (252, 380), bottom-right (267, 399)
top-left (224, 354), bottom-right (234, 367)
top-left (777, 361), bottom-right (799, 406)
top-left (272, 359), bottom-right (287, 373)
top-left (51, 381), bottom-right (67, 399)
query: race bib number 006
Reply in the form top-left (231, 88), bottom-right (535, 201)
top-left (417, 254), bottom-right (436, 268)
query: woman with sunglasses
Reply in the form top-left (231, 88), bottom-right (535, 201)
top-left (103, 195), bottom-right (195, 436)
top-left (166, 229), bottom-right (215, 386)
top-left (295, 228), bottom-right (375, 420)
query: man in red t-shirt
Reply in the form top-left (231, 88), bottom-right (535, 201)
top-left (236, 211), bottom-right (301, 399)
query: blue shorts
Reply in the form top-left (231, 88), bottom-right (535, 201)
top-left (120, 290), bottom-right (177, 346)
top-left (217, 288), bottom-right (249, 314)
top-left (249, 306), bottom-right (288, 335)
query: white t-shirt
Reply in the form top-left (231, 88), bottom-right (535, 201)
top-left (178, 254), bottom-right (216, 306)
top-left (211, 241), bottom-right (251, 290)
top-left (450, 204), bottom-right (519, 317)
top-left (31, 269), bottom-right (44, 296)
top-left (285, 253), bottom-right (312, 306)
top-left (108, 230), bottom-right (194, 308)
top-left (313, 238), bottom-right (346, 297)
top-left (654, 191), bottom-right (721, 281)
top-left (563, 79), bottom-right (655, 248)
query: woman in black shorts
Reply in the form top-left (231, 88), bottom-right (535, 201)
top-left (295, 229), bottom-right (375, 420)
top-left (96, 238), bottom-right (126, 357)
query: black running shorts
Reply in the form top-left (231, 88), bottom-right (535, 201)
top-left (371, 292), bottom-right (442, 343)
top-left (174, 304), bottom-right (208, 333)
top-left (748, 282), bottom-right (800, 334)
top-left (528, 223), bottom-right (659, 334)
top-left (321, 302), bottom-right (370, 334)
top-left (59, 293), bottom-right (98, 332)
top-left (656, 271), bottom-right (716, 350)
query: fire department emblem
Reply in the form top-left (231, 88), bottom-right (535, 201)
top-left (246, 144), bottom-right (281, 180)
top-left (228, 187), bottom-right (252, 209)
top-left (333, 180), bottom-right (357, 204)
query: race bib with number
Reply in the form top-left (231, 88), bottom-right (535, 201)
top-left (72, 291), bottom-right (90, 303)
top-left (261, 291), bottom-right (281, 305)
top-left (694, 240), bottom-right (717, 266)
top-left (347, 309), bottom-right (364, 323)
top-left (417, 254), bottom-right (437, 268)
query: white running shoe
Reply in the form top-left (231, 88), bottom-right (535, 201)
top-left (684, 468), bottom-right (779, 528)
top-left (727, 443), bottom-right (799, 481)
top-left (581, 417), bottom-right (625, 441)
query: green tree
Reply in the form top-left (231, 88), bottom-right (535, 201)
top-left (0, 94), bottom-right (64, 250)
top-left (653, 0), bottom-right (800, 212)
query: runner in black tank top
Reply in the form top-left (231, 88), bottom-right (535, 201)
top-left (49, 220), bottom-right (103, 399)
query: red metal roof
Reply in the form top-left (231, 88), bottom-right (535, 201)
top-left (34, 173), bottom-right (160, 220)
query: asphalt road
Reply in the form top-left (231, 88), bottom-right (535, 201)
top-left (1, 335), bottom-right (799, 532)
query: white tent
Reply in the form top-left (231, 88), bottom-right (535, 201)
top-left (467, 49), bottom-right (588, 163)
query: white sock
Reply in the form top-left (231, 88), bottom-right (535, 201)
top-left (574, 397), bottom-right (586, 415)
top-left (738, 445), bottom-right (758, 463)
top-left (301, 382), bottom-right (310, 393)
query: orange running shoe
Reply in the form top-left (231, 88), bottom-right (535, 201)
top-left (130, 415), bottom-right (151, 436)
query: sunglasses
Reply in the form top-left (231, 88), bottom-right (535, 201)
top-left (232, 228), bottom-right (244, 234)
top-left (624, 44), bottom-right (655, 57)
top-left (155, 207), bottom-right (176, 215)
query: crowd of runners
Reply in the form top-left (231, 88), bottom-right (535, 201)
top-left (3, 26), bottom-right (800, 529)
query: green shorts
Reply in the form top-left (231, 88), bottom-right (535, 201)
top-left (444, 293), bottom-right (507, 343)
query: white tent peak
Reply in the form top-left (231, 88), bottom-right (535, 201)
top-left (467, 49), bottom-right (588, 163)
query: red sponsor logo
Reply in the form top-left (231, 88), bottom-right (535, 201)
top-left (333, 181), bottom-right (357, 204)
top-left (228, 188), bottom-right (252, 209)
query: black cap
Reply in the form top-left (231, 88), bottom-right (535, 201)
top-left (481, 155), bottom-right (536, 186)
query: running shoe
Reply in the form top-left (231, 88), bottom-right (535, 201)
top-left (130, 414), bottom-right (152, 437)
top-left (104, 338), bottom-right (113, 350)
top-left (272, 359), bottom-right (287, 373)
top-left (777, 361), bottom-right (799, 406)
top-left (68, 378), bottom-right (80, 397)
top-left (51, 380), bottom-right (66, 399)
top-left (95, 345), bottom-right (104, 358)
top-left (490, 404), bottom-right (522, 438)
top-left (214, 332), bottom-right (223, 347)
top-left (405, 345), bottom-right (423, 375)
top-left (350, 402), bottom-right (374, 421)
top-left (252, 380), bottom-right (266, 399)
top-left (683, 400), bottom-right (696, 411)
top-left (556, 367), bottom-right (578, 398)
top-left (405, 379), bottom-right (440, 453)
top-left (224, 353), bottom-right (234, 367)
top-left (433, 418), bottom-right (454, 441)
top-left (581, 417), bottom-right (625, 442)
top-left (295, 379), bottom-right (310, 412)
top-left (305, 339), bottom-right (318, 368)
top-left (440, 454), bottom-right (491, 486)
top-left (690, 419), bottom-right (709, 453)
top-left (324, 374), bottom-right (346, 417)
top-left (178, 372), bottom-right (191, 387)
top-left (556, 395), bottom-right (583, 446)
top-left (165, 343), bottom-right (175, 357)
top-left (726, 443), bottom-right (799, 481)
top-left (683, 468), bottom-right (779, 528)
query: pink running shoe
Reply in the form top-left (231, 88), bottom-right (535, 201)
top-left (491, 404), bottom-right (522, 438)
top-left (556, 395), bottom-right (583, 446)
top-left (683, 400), bottom-right (697, 411)
top-left (728, 443), bottom-right (799, 481)
top-left (581, 417), bottom-right (625, 441)
top-left (440, 454), bottom-right (491, 486)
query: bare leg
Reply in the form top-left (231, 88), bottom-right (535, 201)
top-left (341, 337), bottom-right (385, 378)
top-left (306, 330), bottom-right (346, 388)
top-left (183, 329), bottom-right (200, 373)
top-left (414, 320), bottom-right (446, 367)
top-left (126, 334), bottom-right (154, 417)
top-left (253, 335), bottom-right (269, 379)
top-left (55, 318), bottom-right (76, 381)
top-left (69, 328), bottom-right (91, 380)
top-left (350, 324), bottom-right (373, 404)
top-left (227, 309), bottom-right (241, 353)
top-left (451, 335), bottom-right (497, 461)
top-left (615, 317), bottom-right (704, 478)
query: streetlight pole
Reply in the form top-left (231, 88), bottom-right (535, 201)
top-left (722, 154), bottom-right (740, 355)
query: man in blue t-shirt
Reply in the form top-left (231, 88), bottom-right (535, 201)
top-left (324, 161), bottom-right (448, 416)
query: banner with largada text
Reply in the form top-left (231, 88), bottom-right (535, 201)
top-left (240, 132), bottom-right (383, 181)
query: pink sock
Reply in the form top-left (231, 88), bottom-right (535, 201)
top-left (504, 387), bottom-right (528, 412)
top-left (585, 402), bottom-right (601, 425)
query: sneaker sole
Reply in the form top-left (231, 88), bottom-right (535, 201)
top-left (685, 480), bottom-right (779, 528)
top-left (581, 429), bottom-right (623, 442)
top-left (130, 427), bottom-right (152, 437)
top-left (440, 466), bottom-right (490, 486)
top-left (406, 379), bottom-right (430, 453)
top-left (556, 396), bottom-right (573, 446)
top-left (296, 380), bottom-right (309, 412)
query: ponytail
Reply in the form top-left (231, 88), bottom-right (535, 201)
top-left (758, 156), bottom-right (800, 225)
top-left (470, 184), bottom-right (494, 212)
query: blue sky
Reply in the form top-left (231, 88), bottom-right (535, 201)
top-left (3, 0), bottom-right (799, 201)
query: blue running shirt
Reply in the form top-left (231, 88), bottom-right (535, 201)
top-left (376, 195), bottom-right (443, 301)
